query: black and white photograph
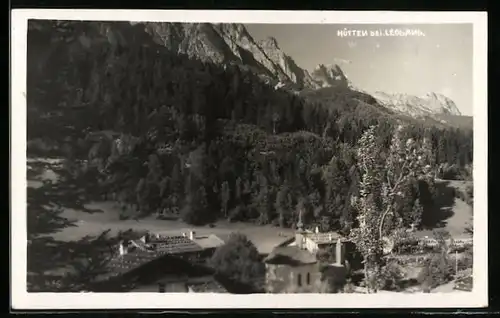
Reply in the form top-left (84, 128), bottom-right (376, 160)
top-left (11, 10), bottom-right (488, 309)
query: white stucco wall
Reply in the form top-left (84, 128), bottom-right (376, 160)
top-left (265, 263), bottom-right (322, 293)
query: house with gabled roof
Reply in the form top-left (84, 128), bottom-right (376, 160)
top-left (91, 231), bottom-right (229, 293)
top-left (263, 212), bottom-right (351, 293)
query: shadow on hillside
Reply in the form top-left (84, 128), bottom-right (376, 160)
top-left (420, 180), bottom-right (455, 230)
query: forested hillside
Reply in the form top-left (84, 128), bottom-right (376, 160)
top-left (27, 20), bottom-right (473, 233)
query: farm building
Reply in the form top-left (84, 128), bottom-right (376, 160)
top-left (91, 231), bottom-right (229, 293)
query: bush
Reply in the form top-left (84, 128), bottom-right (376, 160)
top-left (454, 187), bottom-right (473, 206)
top-left (439, 164), bottom-right (463, 180)
top-left (378, 260), bottom-right (405, 291)
top-left (393, 237), bottom-right (420, 254)
top-left (466, 184), bottom-right (473, 199)
top-left (456, 247), bottom-right (473, 271)
top-left (208, 232), bottom-right (265, 292)
top-left (342, 278), bottom-right (355, 293)
top-left (417, 252), bottom-right (454, 290)
top-left (454, 275), bottom-right (473, 291)
top-left (465, 184), bottom-right (473, 206)
top-left (386, 255), bottom-right (427, 267)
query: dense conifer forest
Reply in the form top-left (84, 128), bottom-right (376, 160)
top-left (27, 20), bottom-right (473, 233)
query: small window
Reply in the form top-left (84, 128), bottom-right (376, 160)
top-left (306, 273), bottom-right (311, 285)
top-left (158, 282), bottom-right (166, 293)
top-left (297, 273), bottom-right (302, 287)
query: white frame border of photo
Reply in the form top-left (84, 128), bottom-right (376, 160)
top-left (11, 9), bottom-right (488, 310)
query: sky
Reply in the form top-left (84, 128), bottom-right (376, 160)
top-left (245, 24), bottom-right (473, 116)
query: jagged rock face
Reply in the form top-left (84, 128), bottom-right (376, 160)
top-left (214, 26), bottom-right (291, 82)
top-left (257, 36), bottom-right (317, 88)
top-left (29, 20), bottom-right (350, 91)
top-left (141, 23), bottom-right (237, 64)
top-left (136, 22), bottom-right (353, 90)
top-left (309, 64), bottom-right (350, 89)
top-left (28, 21), bottom-right (463, 124)
top-left (371, 91), bottom-right (462, 118)
top-left (138, 22), bottom-right (312, 87)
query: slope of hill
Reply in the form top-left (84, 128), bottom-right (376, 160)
top-left (27, 20), bottom-right (473, 231)
top-left (29, 20), bottom-right (472, 128)
top-left (138, 22), bottom-right (310, 89)
top-left (136, 22), bottom-right (469, 126)
top-left (434, 114), bottom-right (473, 130)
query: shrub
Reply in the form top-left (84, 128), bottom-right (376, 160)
top-left (465, 184), bottom-right (473, 206)
top-left (378, 260), bottom-right (405, 291)
top-left (454, 275), bottom-right (473, 291)
top-left (314, 278), bottom-right (335, 293)
top-left (466, 184), bottom-right (473, 199)
top-left (439, 164), bottom-right (462, 180)
top-left (342, 278), bottom-right (355, 293)
top-left (454, 187), bottom-right (473, 206)
top-left (394, 237), bottom-right (420, 254)
top-left (208, 232), bottom-right (265, 292)
top-left (417, 252), bottom-right (454, 290)
top-left (456, 246), bottom-right (473, 271)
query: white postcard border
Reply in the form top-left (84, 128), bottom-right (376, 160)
top-left (11, 9), bottom-right (488, 309)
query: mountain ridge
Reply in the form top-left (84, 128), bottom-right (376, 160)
top-left (28, 20), bottom-right (468, 128)
top-left (135, 22), bottom-right (354, 91)
top-left (371, 91), bottom-right (462, 116)
top-left (135, 22), bottom-right (466, 123)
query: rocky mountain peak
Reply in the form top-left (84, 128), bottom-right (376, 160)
top-left (260, 36), bottom-right (280, 49)
top-left (371, 90), bottom-right (462, 119)
top-left (308, 63), bottom-right (349, 89)
top-left (214, 23), bottom-right (252, 41)
top-left (32, 21), bottom-right (464, 123)
top-left (133, 22), bottom-right (356, 90)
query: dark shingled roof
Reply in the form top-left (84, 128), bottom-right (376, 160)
top-left (148, 235), bottom-right (203, 254)
top-left (97, 235), bottom-right (203, 281)
top-left (100, 250), bottom-right (165, 280)
top-left (264, 246), bottom-right (317, 266)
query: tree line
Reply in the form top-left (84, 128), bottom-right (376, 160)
top-left (27, 21), bottom-right (473, 233)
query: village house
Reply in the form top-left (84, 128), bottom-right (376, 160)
top-left (91, 231), bottom-right (228, 293)
top-left (264, 217), bottom-right (352, 293)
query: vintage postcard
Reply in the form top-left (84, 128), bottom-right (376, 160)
top-left (11, 9), bottom-right (488, 309)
